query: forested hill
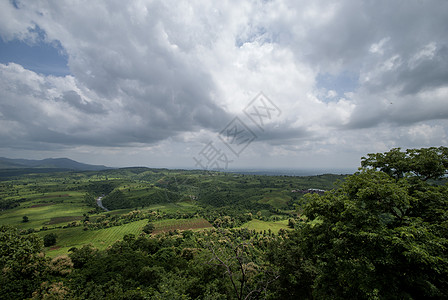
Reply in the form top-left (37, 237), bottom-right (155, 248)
top-left (0, 157), bottom-right (111, 171)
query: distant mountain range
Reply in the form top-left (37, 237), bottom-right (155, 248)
top-left (0, 157), bottom-right (111, 171)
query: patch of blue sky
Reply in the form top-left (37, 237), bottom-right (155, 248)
top-left (316, 71), bottom-right (359, 101)
top-left (0, 36), bottom-right (69, 77)
top-left (235, 26), bottom-right (271, 47)
top-left (10, 0), bottom-right (20, 9)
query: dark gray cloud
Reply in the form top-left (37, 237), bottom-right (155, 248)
top-left (57, 91), bottom-right (105, 114)
top-left (0, 0), bottom-right (232, 150)
top-left (384, 45), bottom-right (448, 95)
top-left (286, 0), bottom-right (448, 71)
top-left (282, 0), bottom-right (448, 131)
top-left (252, 123), bottom-right (310, 145)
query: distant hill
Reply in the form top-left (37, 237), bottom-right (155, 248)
top-left (0, 157), bottom-right (111, 171)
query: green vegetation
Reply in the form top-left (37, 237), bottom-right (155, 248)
top-left (142, 222), bottom-right (155, 234)
top-left (41, 219), bottom-right (149, 257)
top-left (239, 219), bottom-right (289, 233)
top-left (43, 232), bottom-right (57, 247)
top-left (1, 147), bottom-right (447, 298)
top-left (271, 146), bottom-right (448, 299)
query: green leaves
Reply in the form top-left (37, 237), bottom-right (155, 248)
top-left (142, 222), bottom-right (155, 234)
top-left (0, 225), bottom-right (48, 299)
top-left (274, 148), bottom-right (448, 299)
top-left (43, 232), bottom-right (57, 247)
top-left (362, 146), bottom-right (448, 181)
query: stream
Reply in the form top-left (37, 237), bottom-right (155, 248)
top-left (96, 196), bottom-right (109, 211)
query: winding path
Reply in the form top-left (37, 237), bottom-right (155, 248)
top-left (96, 196), bottom-right (109, 211)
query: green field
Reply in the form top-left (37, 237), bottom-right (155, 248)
top-left (239, 219), bottom-right (290, 233)
top-left (40, 217), bottom-right (213, 257)
top-left (145, 202), bottom-right (199, 214)
top-left (257, 190), bottom-right (291, 208)
top-left (0, 192), bottom-right (89, 230)
top-left (39, 219), bottom-right (148, 257)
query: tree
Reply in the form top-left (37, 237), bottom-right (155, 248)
top-left (0, 225), bottom-right (48, 299)
top-left (273, 148), bottom-right (448, 299)
top-left (22, 215), bottom-right (29, 223)
top-left (68, 245), bottom-right (99, 269)
top-left (287, 218), bottom-right (296, 229)
top-left (142, 222), bottom-right (155, 234)
top-left (43, 233), bottom-right (57, 247)
top-left (361, 146), bottom-right (448, 181)
top-left (202, 229), bottom-right (279, 300)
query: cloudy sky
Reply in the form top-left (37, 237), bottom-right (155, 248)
top-left (0, 0), bottom-right (447, 171)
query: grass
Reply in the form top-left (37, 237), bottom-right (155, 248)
top-left (144, 202), bottom-right (199, 214)
top-left (42, 218), bottom-right (213, 257)
top-left (40, 219), bottom-right (148, 257)
top-left (47, 216), bottom-right (83, 225)
top-left (0, 194), bottom-right (90, 230)
top-left (239, 219), bottom-right (290, 233)
top-left (258, 191), bottom-right (291, 209)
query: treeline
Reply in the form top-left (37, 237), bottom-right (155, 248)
top-left (0, 168), bottom-right (74, 179)
top-left (0, 197), bottom-right (22, 210)
top-left (84, 209), bottom-right (199, 230)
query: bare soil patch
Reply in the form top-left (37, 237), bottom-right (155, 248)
top-left (153, 218), bottom-right (212, 234)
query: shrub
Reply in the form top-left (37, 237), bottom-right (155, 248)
top-left (43, 233), bottom-right (57, 247)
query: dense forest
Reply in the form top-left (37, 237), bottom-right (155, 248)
top-left (1, 147), bottom-right (447, 299)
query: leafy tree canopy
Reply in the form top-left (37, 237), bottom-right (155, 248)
top-left (0, 225), bottom-right (48, 299)
top-left (361, 146), bottom-right (448, 181)
top-left (142, 222), bottom-right (155, 234)
top-left (43, 233), bottom-right (57, 247)
top-left (273, 147), bottom-right (448, 299)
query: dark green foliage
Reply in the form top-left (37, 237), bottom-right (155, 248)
top-left (287, 218), bottom-right (295, 228)
top-left (361, 146), bottom-right (448, 181)
top-left (85, 181), bottom-right (116, 196)
top-left (0, 168), bottom-right (73, 179)
top-left (83, 192), bottom-right (97, 207)
top-left (0, 225), bottom-right (48, 299)
top-left (0, 197), bottom-right (21, 210)
top-left (43, 233), bottom-right (57, 247)
top-left (68, 244), bottom-right (99, 269)
top-left (64, 229), bottom-right (278, 299)
top-left (102, 187), bottom-right (180, 210)
top-left (272, 148), bottom-right (448, 299)
top-left (142, 222), bottom-right (155, 234)
top-left (22, 215), bottom-right (29, 223)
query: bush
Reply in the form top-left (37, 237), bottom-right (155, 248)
top-left (142, 222), bottom-right (155, 234)
top-left (43, 233), bottom-right (57, 247)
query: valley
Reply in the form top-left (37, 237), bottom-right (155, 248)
top-left (0, 167), bottom-right (344, 257)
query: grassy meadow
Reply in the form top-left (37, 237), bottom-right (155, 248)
top-left (38, 219), bottom-right (148, 257)
top-left (0, 192), bottom-right (89, 230)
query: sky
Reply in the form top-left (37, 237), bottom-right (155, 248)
top-left (0, 0), bottom-right (447, 171)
